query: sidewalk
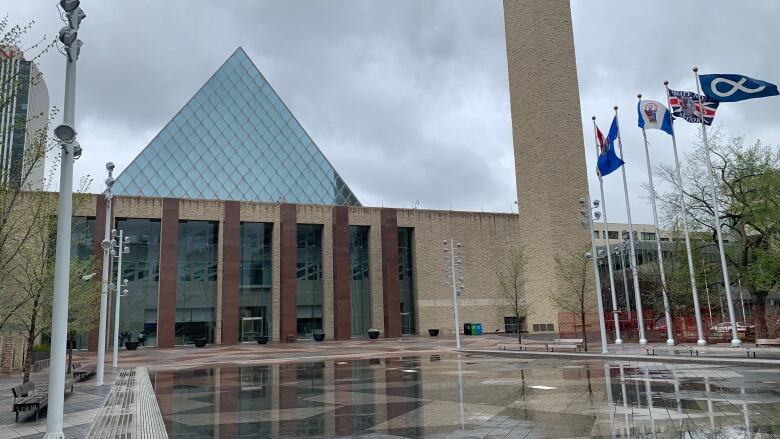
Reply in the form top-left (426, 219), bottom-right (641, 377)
top-left (0, 367), bottom-right (117, 438)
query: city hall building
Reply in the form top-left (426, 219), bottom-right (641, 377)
top-left (2, 1), bottom-right (593, 358)
top-left (69, 47), bottom-right (523, 350)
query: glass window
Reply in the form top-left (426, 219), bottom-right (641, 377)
top-left (116, 218), bottom-right (161, 347)
top-left (349, 226), bottom-right (371, 337)
top-left (296, 224), bottom-right (323, 339)
top-left (398, 228), bottom-right (416, 335)
top-left (239, 222), bottom-right (273, 342)
top-left (641, 232), bottom-right (656, 241)
top-left (176, 220), bottom-right (219, 345)
top-left (70, 217), bottom-right (96, 350)
top-left (608, 231), bottom-right (618, 240)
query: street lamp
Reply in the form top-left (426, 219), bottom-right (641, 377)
top-left (616, 240), bottom-right (631, 321)
top-left (45, 1), bottom-right (85, 437)
top-left (444, 240), bottom-right (464, 349)
top-left (95, 162), bottom-right (115, 386)
top-left (580, 197), bottom-right (609, 354)
top-left (110, 229), bottom-right (130, 368)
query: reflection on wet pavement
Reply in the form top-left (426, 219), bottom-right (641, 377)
top-left (152, 354), bottom-right (780, 438)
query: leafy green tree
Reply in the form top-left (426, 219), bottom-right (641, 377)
top-left (656, 128), bottom-right (780, 337)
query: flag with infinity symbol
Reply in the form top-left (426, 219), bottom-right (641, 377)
top-left (667, 89), bottom-right (719, 126)
top-left (699, 74), bottom-right (779, 102)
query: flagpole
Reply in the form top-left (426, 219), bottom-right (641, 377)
top-left (591, 116), bottom-right (622, 345)
top-left (664, 81), bottom-right (707, 346)
top-left (693, 67), bottom-right (741, 347)
top-left (613, 106), bottom-right (647, 345)
top-left (637, 93), bottom-right (675, 346)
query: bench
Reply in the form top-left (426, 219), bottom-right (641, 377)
top-left (518, 339), bottom-right (549, 351)
top-left (72, 362), bottom-right (97, 382)
top-left (645, 345), bottom-right (758, 358)
top-left (549, 338), bottom-right (584, 352)
top-left (12, 382), bottom-right (47, 422)
top-left (756, 338), bottom-right (780, 348)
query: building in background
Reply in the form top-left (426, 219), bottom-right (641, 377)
top-left (0, 46), bottom-right (48, 189)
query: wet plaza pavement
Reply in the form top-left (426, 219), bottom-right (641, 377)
top-left (151, 353), bottom-right (780, 438)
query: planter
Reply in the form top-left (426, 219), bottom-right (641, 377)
top-left (255, 335), bottom-right (269, 345)
top-left (193, 338), bottom-right (207, 348)
top-left (367, 330), bottom-right (380, 340)
top-left (428, 328), bottom-right (440, 337)
top-left (313, 333), bottom-right (325, 342)
top-left (124, 341), bottom-right (139, 351)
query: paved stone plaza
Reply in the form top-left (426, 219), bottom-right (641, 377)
top-left (2, 336), bottom-right (779, 438)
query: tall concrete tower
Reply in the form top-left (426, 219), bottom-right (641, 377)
top-left (503, 0), bottom-right (591, 331)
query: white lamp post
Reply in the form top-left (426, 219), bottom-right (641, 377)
top-left (45, 1), bottom-right (85, 437)
top-left (580, 197), bottom-right (609, 354)
top-left (96, 162), bottom-right (115, 386)
top-left (444, 240), bottom-right (464, 349)
top-left (110, 229), bottom-right (130, 368)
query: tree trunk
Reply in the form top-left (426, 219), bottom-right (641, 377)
top-left (580, 311), bottom-right (588, 352)
top-left (22, 307), bottom-right (38, 384)
top-left (516, 312), bottom-right (522, 344)
top-left (753, 291), bottom-right (769, 339)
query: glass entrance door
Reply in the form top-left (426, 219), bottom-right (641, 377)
top-left (241, 317), bottom-right (265, 342)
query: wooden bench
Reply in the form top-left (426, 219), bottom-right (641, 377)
top-left (518, 339), bottom-right (549, 351)
top-left (646, 345), bottom-right (758, 358)
top-left (72, 362), bottom-right (97, 382)
top-left (549, 338), bottom-right (584, 352)
top-left (12, 382), bottom-right (47, 422)
top-left (756, 338), bottom-right (780, 348)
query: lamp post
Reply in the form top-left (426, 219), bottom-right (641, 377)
top-left (96, 163), bottom-right (115, 386)
top-left (444, 240), bottom-right (464, 349)
top-left (45, 1), bottom-right (85, 437)
top-left (111, 229), bottom-right (130, 368)
top-left (580, 197), bottom-right (608, 354)
top-left (616, 240), bottom-right (631, 320)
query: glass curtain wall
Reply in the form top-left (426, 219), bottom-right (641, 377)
top-left (176, 221), bottom-right (218, 345)
top-left (239, 222), bottom-right (273, 342)
top-left (296, 224), bottom-right (323, 339)
top-left (398, 228), bottom-right (417, 335)
top-left (71, 217), bottom-right (95, 349)
top-left (116, 218), bottom-right (160, 346)
top-left (349, 226), bottom-right (371, 337)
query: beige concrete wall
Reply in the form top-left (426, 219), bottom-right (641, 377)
top-left (504, 0), bottom-right (592, 332)
top-left (397, 209), bottom-right (521, 334)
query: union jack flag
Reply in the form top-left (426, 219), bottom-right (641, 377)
top-left (667, 88), bottom-right (719, 126)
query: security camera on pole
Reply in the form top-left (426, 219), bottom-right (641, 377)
top-left (110, 230), bottom-right (130, 368)
top-left (45, 1), bottom-right (85, 437)
top-left (96, 162), bottom-right (115, 386)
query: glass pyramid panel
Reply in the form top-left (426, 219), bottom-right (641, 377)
top-left (113, 47), bottom-right (360, 206)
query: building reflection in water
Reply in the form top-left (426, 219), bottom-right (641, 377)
top-left (152, 356), bottom-right (774, 438)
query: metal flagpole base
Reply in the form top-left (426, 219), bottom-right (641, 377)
top-left (43, 433), bottom-right (65, 439)
top-left (614, 339), bottom-right (623, 345)
top-left (731, 339), bottom-right (742, 347)
top-left (639, 338), bottom-right (648, 346)
top-left (666, 339), bottom-right (676, 346)
top-left (697, 339), bottom-right (707, 346)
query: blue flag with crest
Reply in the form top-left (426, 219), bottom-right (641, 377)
top-left (596, 116), bottom-right (624, 177)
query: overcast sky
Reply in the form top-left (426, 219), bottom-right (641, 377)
top-left (6, 1), bottom-right (779, 224)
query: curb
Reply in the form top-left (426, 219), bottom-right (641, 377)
top-left (460, 348), bottom-right (780, 368)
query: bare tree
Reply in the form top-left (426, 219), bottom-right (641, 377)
top-left (549, 249), bottom-right (594, 351)
top-left (495, 248), bottom-right (528, 343)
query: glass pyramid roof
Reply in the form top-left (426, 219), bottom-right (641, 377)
top-left (112, 47), bottom-right (360, 206)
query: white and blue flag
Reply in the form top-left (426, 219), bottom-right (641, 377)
top-left (637, 100), bottom-right (673, 135)
top-left (699, 74), bottom-right (778, 103)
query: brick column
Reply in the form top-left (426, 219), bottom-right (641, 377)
top-left (157, 198), bottom-right (179, 348)
top-left (88, 195), bottom-right (108, 351)
top-left (332, 206), bottom-right (351, 340)
top-left (279, 203), bottom-right (297, 342)
top-left (380, 209), bottom-right (401, 338)
top-left (221, 201), bottom-right (240, 344)
top-left (219, 366), bottom-right (239, 437)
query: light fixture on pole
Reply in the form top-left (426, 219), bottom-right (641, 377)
top-left (96, 162), bottom-right (115, 386)
top-left (580, 197), bottom-right (608, 354)
top-left (444, 240), bottom-right (464, 349)
top-left (111, 229), bottom-right (130, 368)
top-left (45, 1), bottom-right (85, 437)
